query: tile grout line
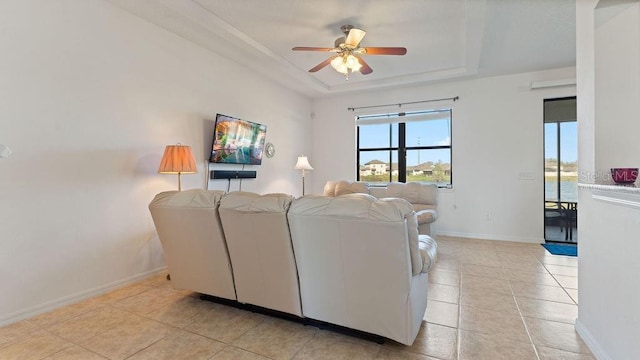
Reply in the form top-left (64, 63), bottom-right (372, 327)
top-left (511, 284), bottom-right (542, 360)
top-left (41, 329), bottom-right (105, 360)
top-left (456, 281), bottom-right (462, 360)
top-left (507, 255), bottom-right (542, 360)
top-left (540, 259), bottom-right (580, 306)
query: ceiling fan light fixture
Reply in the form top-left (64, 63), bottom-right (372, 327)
top-left (331, 54), bottom-right (362, 75)
top-left (330, 56), bottom-right (349, 74)
top-left (346, 55), bottom-right (362, 72)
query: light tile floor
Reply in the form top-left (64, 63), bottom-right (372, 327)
top-left (0, 236), bottom-right (594, 360)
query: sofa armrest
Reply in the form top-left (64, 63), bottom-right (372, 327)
top-left (418, 235), bottom-right (438, 273)
top-left (416, 209), bottom-right (438, 224)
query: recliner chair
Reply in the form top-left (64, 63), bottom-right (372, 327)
top-left (148, 190), bottom-right (236, 300)
top-left (218, 192), bottom-right (303, 317)
top-left (287, 193), bottom-right (437, 345)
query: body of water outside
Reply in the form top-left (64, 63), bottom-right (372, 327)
top-left (545, 180), bottom-right (577, 202)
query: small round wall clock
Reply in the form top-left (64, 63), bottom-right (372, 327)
top-left (265, 142), bottom-right (275, 158)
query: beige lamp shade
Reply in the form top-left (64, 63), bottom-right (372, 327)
top-left (294, 155), bottom-right (313, 196)
top-left (294, 155), bottom-right (314, 171)
top-left (158, 144), bottom-right (197, 191)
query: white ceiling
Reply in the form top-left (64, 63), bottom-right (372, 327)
top-left (106, 0), bottom-right (576, 98)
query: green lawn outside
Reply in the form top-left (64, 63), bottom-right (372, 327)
top-left (360, 174), bottom-right (451, 184)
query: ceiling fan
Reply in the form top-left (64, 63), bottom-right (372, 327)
top-left (292, 25), bottom-right (407, 78)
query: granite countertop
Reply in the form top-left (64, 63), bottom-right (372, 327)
top-left (579, 182), bottom-right (640, 209)
top-left (578, 182), bottom-right (640, 194)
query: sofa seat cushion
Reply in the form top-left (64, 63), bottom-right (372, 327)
top-left (418, 235), bottom-right (437, 273)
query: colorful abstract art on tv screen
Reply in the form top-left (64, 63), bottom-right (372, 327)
top-left (210, 114), bottom-right (267, 165)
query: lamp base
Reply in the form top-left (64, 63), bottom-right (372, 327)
top-left (301, 171), bottom-right (307, 196)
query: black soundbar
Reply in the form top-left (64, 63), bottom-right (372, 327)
top-left (210, 170), bottom-right (257, 180)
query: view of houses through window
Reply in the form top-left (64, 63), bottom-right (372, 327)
top-left (356, 109), bottom-right (452, 186)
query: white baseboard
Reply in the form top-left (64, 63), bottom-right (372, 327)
top-left (0, 266), bottom-right (167, 327)
top-left (575, 318), bottom-right (612, 360)
top-left (435, 230), bottom-right (544, 244)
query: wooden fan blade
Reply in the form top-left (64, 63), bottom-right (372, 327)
top-left (362, 47), bottom-right (407, 55)
top-left (292, 47), bottom-right (334, 52)
top-left (308, 55), bottom-right (338, 72)
top-left (345, 28), bottom-right (366, 47)
top-left (358, 57), bottom-right (373, 75)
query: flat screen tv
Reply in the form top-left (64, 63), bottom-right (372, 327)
top-left (209, 113), bottom-right (267, 165)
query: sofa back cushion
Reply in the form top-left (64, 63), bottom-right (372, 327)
top-left (288, 193), bottom-right (423, 276)
top-left (148, 189), bottom-right (236, 300)
top-left (220, 191), bottom-right (292, 212)
top-left (368, 186), bottom-right (388, 198)
top-left (323, 180), bottom-right (369, 197)
top-left (218, 191), bottom-right (302, 316)
top-left (386, 182), bottom-right (437, 206)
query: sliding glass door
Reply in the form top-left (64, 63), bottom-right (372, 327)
top-left (544, 97), bottom-right (577, 243)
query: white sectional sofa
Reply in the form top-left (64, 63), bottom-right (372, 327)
top-left (148, 189), bottom-right (438, 345)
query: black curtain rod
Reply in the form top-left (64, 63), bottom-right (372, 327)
top-left (347, 96), bottom-right (459, 112)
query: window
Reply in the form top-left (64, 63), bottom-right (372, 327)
top-left (356, 109), bottom-right (452, 186)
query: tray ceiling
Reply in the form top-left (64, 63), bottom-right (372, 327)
top-left (106, 0), bottom-right (576, 98)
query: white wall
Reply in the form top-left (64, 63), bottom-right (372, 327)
top-left (576, 1), bottom-right (640, 359)
top-left (576, 0), bottom-right (598, 180)
top-left (311, 68), bottom-right (576, 243)
top-left (594, 1), bottom-right (640, 173)
top-left (576, 188), bottom-right (640, 360)
top-left (0, 0), bottom-right (311, 325)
